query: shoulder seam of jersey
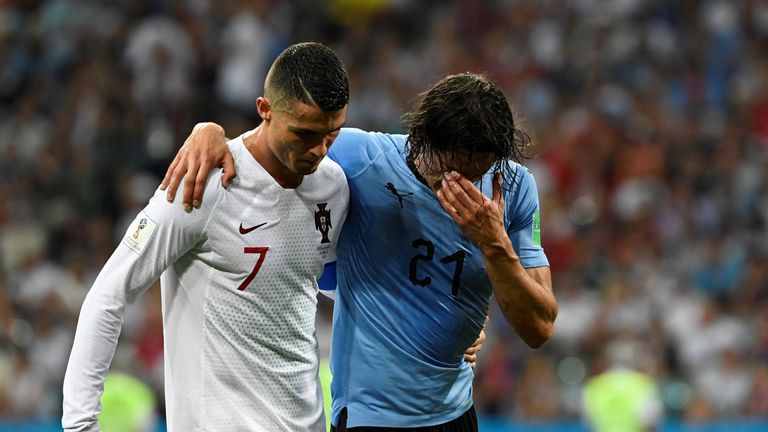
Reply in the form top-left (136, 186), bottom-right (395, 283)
top-left (319, 158), bottom-right (349, 191)
top-left (344, 134), bottom-right (402, 181)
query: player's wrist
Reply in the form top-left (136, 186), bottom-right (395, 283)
top-left (479, 237), bottom-right (515, 259)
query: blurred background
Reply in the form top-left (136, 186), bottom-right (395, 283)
top-left (1, 0), bottom-right (768, 431)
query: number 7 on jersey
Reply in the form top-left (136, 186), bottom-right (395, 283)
top-left (238, 247), bottom-right (269, 291)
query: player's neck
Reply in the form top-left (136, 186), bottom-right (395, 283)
top-left (409, 154), bottom-right (441, 192)
top-left (244, 126), bottom-right (303, 189)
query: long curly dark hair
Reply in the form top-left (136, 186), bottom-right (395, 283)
top-left (403, 73), bottom-right (531, 184)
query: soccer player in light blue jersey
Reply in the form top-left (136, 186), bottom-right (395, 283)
top-left (164, 73), bottom-right (558, 431)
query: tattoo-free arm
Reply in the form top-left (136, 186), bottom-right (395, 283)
top-left (482, 243), bottom-right (556, 348)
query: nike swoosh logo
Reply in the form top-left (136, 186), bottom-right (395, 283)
top-left (239, 222), bottom-right (268, 235)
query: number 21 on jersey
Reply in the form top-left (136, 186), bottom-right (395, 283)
top-left (408, 238), bottom-right (466, 296)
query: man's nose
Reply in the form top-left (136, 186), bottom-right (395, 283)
top-left (308, 138), bottom-right (329, 159)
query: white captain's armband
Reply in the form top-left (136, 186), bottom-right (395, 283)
top-left (122, 211), bottom-right (158, 255)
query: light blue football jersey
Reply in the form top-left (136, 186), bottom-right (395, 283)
top-left (326, 128), bottom-right (548, 427)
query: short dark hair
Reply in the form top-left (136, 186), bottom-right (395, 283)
top-left (265, 42), bottom-right (349, 112)
top-left (404, 73), bottom-right (531, 180)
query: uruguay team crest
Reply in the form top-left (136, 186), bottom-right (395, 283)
top-left (314, 203), bottom-right (332, 244)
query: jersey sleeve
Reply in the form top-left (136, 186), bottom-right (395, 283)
top-left (318, 262), bottom-right (338, 294)
top-left (505, 166), bottom-right (549, 269)
top-left (62, 174), bottom-right (224, 432)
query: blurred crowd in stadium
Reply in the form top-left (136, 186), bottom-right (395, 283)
top-left (1, 0), bottom-right (767, 424)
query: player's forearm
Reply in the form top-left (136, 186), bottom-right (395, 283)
top-left (481, 240), bottom-right (557, 349)
top-left (63, 280), bottom-right (126, 431)
top-left (63, 244), bottom-right (160, 431)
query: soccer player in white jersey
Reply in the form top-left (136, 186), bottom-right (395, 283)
top-left (63, 42), bottom-right (351, 432)
top-left (162, 73), bottom-right (558, 431)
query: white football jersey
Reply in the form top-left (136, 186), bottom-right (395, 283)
top-left (63, 131), bottom-right (349, 432)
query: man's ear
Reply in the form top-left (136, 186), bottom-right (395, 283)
top-left (256, 97), bottom-right (271, 122)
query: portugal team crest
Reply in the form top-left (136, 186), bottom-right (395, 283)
top-left (314, 203), bottom-right (332, 244)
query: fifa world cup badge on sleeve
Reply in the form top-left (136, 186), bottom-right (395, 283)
top-left (123, 211), bottom-right (158, 254)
